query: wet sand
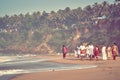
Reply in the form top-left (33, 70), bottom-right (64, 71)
top-left (11, 54), bottom-right (120, 80)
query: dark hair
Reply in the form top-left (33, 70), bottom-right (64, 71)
top-left (114, 43), bottom-right (117, 45)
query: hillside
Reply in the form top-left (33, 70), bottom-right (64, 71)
top-left (0, 1), bottom-right (120, 54)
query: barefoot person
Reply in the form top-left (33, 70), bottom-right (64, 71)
top-left (112, 43), bottom-right (119, 60)
top-left (80, 43), bottom-right (86, 60)
top-left (107, 45), bottom-right (112, 59)
top-left (74, 48), bottom-right (78, 57)
top-left (62, 45), bottom-right (68, 59)
top-left (94, 45), bottom-right (100, 61)
top-left (88, 43), bottom-right (94, 60)
top-left (102, 45), bottom-right (107, 60)
top-left (77, 45), bottom-right (81, 58)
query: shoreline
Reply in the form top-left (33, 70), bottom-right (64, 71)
top-left (11, 55), bottom-right (120, 80)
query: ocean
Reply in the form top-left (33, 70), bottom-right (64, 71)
top-left (0, 53), bottom-right (97, 80)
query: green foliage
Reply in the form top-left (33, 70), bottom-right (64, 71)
top-left (0, 1), bottom-right (120, 53)
top-left (48, 30), bottom-right (66, 52)
top-left (0, 38), bottom-right (7, 48)
top-left (32, 31), bottom-right (42, 42)
top-left (0, 33), bottom-right (14, 48)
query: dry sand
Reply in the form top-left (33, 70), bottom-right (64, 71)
top-left (11, 54), bottom-right (120, 80)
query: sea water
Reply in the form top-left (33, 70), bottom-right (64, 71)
top-left (0, 53), bottom-right (97, 80)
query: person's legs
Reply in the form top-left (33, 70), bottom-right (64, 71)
top-left (81, 54), bottom-right (85, 60)
top-left (113, 55), bottom-right (116, 60)
top-left (77, 54), bottom-right (79, 58)
top-left (96, 56), bottom-right (98, 61)
top-left (63, 53), bottom-right (66, 59)
top-left (89, 55), bottom-right (92, 60)
top-left (81, 56), bottom-right (83, 60)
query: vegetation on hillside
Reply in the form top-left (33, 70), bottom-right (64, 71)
top-left (0, 1), bottom-right (120, 54)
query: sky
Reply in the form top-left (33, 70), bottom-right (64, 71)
top-left (0, 0), bottom-right (115, 17)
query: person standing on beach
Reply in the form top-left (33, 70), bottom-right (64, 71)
top-left (102, 45), bottom-right (107, 60)
top-left (94, 45), bottom-right (100, 61)
top-left (112, 43), bottom-right (119, 60)
top-left (107, 45), bottom-right (112, 59)
top-left (80, 43), bottom-right (86, 60)
top-left (62, 45), bottom-right (68, 59)
top-left (86, 44), bottom-right (90, 58)
top-left (74, 47), bottom-right (78, 57)
top-left (88, 43), bottom-right (94, 60)
top-left (77, 45), bottom-right (81, 58)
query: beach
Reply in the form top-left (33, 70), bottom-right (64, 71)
top-left (10, 54), bottom-right (120, 80)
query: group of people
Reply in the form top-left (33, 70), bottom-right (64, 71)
top-left (74, 42), bottom-right (119, 60)
top-left (74, 42), bottom-right (100, 60)
top-left (62, 42), bottom-right (119, 60)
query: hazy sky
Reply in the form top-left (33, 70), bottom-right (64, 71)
top-left (0, 0), bottom-right (115, 17)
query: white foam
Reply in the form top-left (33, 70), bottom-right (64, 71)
top-left (42, 65), bottom-right (97, 72)
top-left (0, 56), bottom-right (13, 63)
top-left (1, 58), bottom-right (49, 65)
top-left (0, 65), bottom-right (97, 76)
top-left (0, 69), bottom-right (28, 76)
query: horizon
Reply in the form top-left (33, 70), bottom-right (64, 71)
top-left (0, 0), bottom-right (115, 17)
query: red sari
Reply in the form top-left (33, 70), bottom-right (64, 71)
top-left (94, 46), bottom-right (100, 57)
top-left (62, 46), bottom-right (68, 59)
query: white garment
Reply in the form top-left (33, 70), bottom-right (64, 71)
top-left (86, 46), bottom-right (90, 55)
top-left (80, 45), bottom-right (86, 56)
top-left (102, 46), bottom-right (107, 60)
top-left (77, 46), bottom-right (81, 55)
top-left (74, 50), bottom-right (77, 57)
top-left (80, 45), bottom-right (86, 50)
top-left (88, 45), bottom-right (94, 55)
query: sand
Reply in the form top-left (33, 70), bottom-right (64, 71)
top-left (11, 54), bottom-right (120, 80)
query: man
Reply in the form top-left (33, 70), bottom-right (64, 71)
top-left (62, 45), bottom-right (68, 59)
top-left (80, 43), bottom-right (86, 60)
top-left (86, 43), bottom-right (94, 60)
top-left (112, 43), bottom-right (119, 60)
